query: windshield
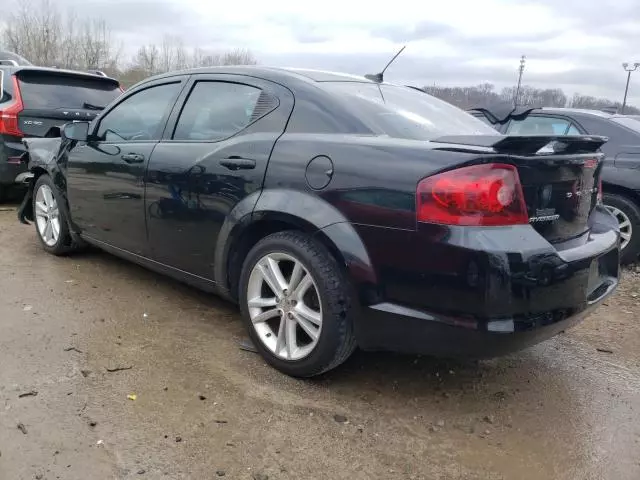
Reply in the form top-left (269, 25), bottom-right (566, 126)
top-left (321, 82), bottom-right (495, 140)
top-left (611, 116), bottom-right (640, 134)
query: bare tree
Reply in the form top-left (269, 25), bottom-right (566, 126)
top-left (126, 36), bottom-right (258, 85)
top-left (134, 44), bottom-right (160, 75)
top-left (423, 83), bottom-right (640, 114)
top-left (219, 49), bottom-right (257, 66)
top-left (2, 0), bottom-right (119, 70)
top-left (3, 0), bottom-right (62, 66)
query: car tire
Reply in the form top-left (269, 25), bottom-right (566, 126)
top-left (239, 231), bottom-right (357, 377)
top-left (0, 185), bottom-right (8, 203)
top-left (603, 192), bottom-right (640, 265)
top-left (33, 174), bottom-right (74, 256)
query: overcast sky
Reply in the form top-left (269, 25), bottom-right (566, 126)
top-left (7, 0), bottom-right (640, 105)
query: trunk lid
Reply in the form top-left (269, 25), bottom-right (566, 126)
top-left (15, 70), bottom-right (120, 137)
top-left (431, 134), bottom-right (607, 243)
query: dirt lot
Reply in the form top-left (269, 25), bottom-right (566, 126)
top-left (1, 204), bottom-right (639, 480)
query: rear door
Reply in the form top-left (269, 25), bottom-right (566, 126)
top-left (15, 70), bottom-right (121, 136)
top-left (146, 73), bottom-right (294, 279)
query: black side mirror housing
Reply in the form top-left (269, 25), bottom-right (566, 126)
top-left (62, 121), bottom-right (90, 142)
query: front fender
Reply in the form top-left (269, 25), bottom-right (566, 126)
top-left (18, 137), bottom-right (70, 225)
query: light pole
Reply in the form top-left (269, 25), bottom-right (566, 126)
top-left (621, 62), bottom-right (640, 114)
top-left (514, 55), bottom-right (526, 108)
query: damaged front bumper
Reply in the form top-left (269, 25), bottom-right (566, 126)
top-left (16, 137), bottom-right (64, 225)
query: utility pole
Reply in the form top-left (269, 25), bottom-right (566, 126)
top-left (621, 62), bottom-right (640, 114)
top-left (513, 55), bottom-right (526, 108)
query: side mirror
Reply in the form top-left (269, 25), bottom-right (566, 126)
top-left (62, 121), bottom-right (90, 142)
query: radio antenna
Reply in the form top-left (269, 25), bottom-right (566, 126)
top-left (365, 45), bottom-right (406, 83)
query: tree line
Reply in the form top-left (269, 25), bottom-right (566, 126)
top-left (2, 0), bottom-right (637, 114)
top-left (1, 0), bottom-right (256, 88)
top-left (423, 83), bottom-right (640, 114)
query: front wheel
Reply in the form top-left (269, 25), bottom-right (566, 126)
top-left (239, 231), bottom-right (356, 377)
top-left (33, 175), bottom-right (74, 255)
top-left (603, 192), bottom-right (640, 265)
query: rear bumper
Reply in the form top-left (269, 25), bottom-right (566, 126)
top-left (0, 139), bottom-right (28, 185)
top-left (353, 207), bottom-right (620, 357)
top-left (358, 290), bottom-right (613, 358)
top-left (0, 160), bottom-right (28, 185)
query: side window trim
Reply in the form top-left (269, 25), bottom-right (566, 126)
top-left (162, 73), bottom-right (282, 143)
top-left (92, 77), bottom-right (187, 143)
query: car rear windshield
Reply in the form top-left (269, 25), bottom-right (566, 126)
top-left (17, 72), bottom-right (121, 110)
top-left (611, 116), bottom-right (640, 134)
top-left (321, 82), bottom-right (495, 140)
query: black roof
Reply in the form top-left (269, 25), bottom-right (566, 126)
top-left (146, 65), bottom-right (375, 85)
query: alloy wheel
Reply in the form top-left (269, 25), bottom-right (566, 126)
top-left (246, 252), bottom-right (323, 361)
top-left (35, 184), bottom-right (61, 247)
top-left (605, 204), bottom-right (632, 250)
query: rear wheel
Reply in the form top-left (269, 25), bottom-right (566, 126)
top-left (239, 231), bottom-right (356, 377)
top-left (33, 175), bottom-right (74, 255)
top-left (603, 192), bottom-right (640, 264)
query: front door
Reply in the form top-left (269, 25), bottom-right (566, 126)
top-left (146, 74), bottom-right (294, 279)
top-left (66, 79), bottom-right (185, 255)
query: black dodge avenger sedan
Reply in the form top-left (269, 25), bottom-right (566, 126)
top-left (17, 67), bottom-right (620, 377)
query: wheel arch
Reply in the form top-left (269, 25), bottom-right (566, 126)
top-left (214, 190), bottom-right (379, 303)
top-left (18, 166), bottom-right (49, 223)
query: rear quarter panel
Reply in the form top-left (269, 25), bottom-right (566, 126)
top-left (264, 134), bottom-right (486, 230)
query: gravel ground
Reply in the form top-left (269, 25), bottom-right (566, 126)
top-left (0, 205), bottom-right (639, 480)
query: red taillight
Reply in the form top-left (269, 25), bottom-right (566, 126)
top-left (417, 163), bottom-right (529, 226)
top-left (0, 75), bottom-right (24, 137)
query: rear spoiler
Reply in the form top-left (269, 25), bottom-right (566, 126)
top-left (431, 135), bottom-right (608, 155)
top-left (467, 107), bottom-right (540, 125)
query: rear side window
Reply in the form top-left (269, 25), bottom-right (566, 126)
top-left (17, 73), bottom-right (121, 110)
top-left (567, 124), bottom-right (581, 135)
top-left (506, 116), bottom-right (571, 135)
top-left (611, 116), bottom-right (640, 134)
top-left (173, 81), bottom-right (262, 141)
top-left (473, 114), bottom-right (499, 129)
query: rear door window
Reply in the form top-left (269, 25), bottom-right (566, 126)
top-left (173, 81), bottom-right (262, 141)
top-left (17, 72), bottom-right (121, 110)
